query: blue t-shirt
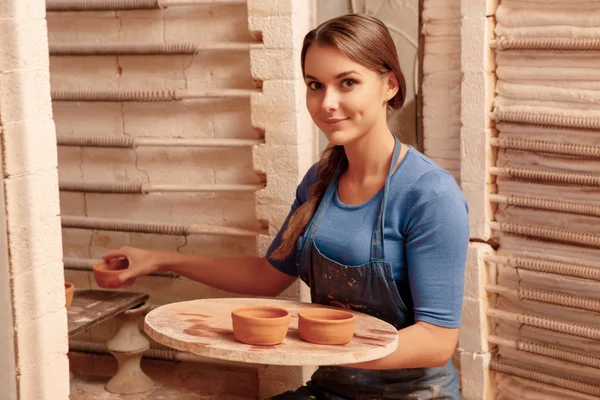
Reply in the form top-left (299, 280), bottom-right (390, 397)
top-left (267, 147), bottom-right (470, 328)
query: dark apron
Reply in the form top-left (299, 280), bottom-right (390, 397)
top-left (269, 138), bottom-right (460, 400)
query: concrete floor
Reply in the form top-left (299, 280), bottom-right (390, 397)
top-left (70, 374), bottom-right (212, 399)
top-left (68, 352), bottom-right (258, 400)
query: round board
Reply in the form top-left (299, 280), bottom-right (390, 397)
top-left (144, 298), bottom-right (398, 366)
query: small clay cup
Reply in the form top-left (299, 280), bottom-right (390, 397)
top-left (92, 258), bottom-right (135, 289)
top-left (298, 308), bottom-right (355, 345)
top-left (231, 306), bottom-right (290, 346)
top-left (65, 282), bottom-right (75, 309)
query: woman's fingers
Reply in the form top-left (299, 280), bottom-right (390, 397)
top-left (102, 251), bottom-right (126, 261)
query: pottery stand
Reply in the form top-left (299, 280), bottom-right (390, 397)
top-left (145, 298), bottom-right (399, 366)
top-left (105, 301), bottom-right (154, 395)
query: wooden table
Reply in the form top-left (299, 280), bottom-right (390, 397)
top-left (144, 298), bottom-right (399, 366)
top-left (67, 290), bottom-right (149, 337)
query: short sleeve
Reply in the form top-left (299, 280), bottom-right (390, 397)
top-left (405, 170), bottom-right (470, 328)
top-left (266, 163), bottom-right (319, 276)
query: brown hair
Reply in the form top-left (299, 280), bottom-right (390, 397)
top-left (269, 13), bottom-right (407, 260)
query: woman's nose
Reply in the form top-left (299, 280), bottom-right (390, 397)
top-left (322, 89), bottom-right (339, 112)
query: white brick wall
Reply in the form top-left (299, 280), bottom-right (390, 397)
top-left (0, 0), bottom-right (69, 398)
top-left (460, 0), bottom-right (497, 241)
top-left (458, 243), bottom-right (496, 399)
top-left (457, 0), bottom-right (499, 397)
top-left (460, 351), bottom-right (494, 400)
top-left (0, 150), bottom-right (18, 400)
top-left (49, 0), bottom-right (316, 397)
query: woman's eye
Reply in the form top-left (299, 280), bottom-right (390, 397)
top-left (341, 79), bottom-right (357, 88)
top-left (308, 81), bottom-right (322, 90)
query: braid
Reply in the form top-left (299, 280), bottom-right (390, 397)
top-left (269, 145), bottom-right (346, 260)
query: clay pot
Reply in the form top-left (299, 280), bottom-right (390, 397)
top-left (231, 306), bottom-right (290, 346)
top-left (65, 282), bottom-right (75, 309)
top-left (93, 258), bottom-right (135, 289)
top-left (298, 308), bottom-right (355, 345)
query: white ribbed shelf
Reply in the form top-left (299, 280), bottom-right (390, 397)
top-left (46, 0), bottom-right (247, 11)
top-left (58, 181), bottom-right (264, 194)
top-left (61, 215), bottom-right (266, 237)
top-left (57, 136), bottom-right (263, 148)
top-left (51, 88), bottom-right (259, 102)
top-left (49, 42), bottom-right (258, 55)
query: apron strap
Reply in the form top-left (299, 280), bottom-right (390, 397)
top-left (304, 153), bottom-right (346, 240)
top-left (371, 137), bottom-right (402, 262)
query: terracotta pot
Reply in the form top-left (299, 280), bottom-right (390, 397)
top-left (298, 308), bottom-right (355, 345)
top-left (92, 258), bottom-right (135, 289)
top-left (65, 282), bottom-right (75, 309)
top-left (231, 306), bottom-right (290, 346)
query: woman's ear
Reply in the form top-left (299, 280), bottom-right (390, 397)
top-left (385, 71), bottom-right (400, 100)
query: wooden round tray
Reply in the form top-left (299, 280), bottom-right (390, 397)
top-left (144, 298), bottom-right (398, 366)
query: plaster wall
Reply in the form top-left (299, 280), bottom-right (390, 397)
top-left (422, 0), bottom-right (462, 183)
top-left (0, 0), bottom-right (69, 398)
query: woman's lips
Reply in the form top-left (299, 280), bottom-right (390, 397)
top-left (322, 118), bottom-right (348, 126)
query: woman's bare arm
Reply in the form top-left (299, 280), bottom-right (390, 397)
top-left (104, 247), bottom-right (297, 297)
top-left (342, 321), bottom-right (459, 369)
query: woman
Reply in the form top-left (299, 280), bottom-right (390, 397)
top-left (104, 14), bottom-right (469, 399)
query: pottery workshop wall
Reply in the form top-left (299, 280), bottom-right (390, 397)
top-left (0, 0), bottom-right (70, 399)
top-left (48, 0), bottom-right (316, 398)
top-left (456, 0), bottom-right (600, 399)
top-left (421, 0), bottom-right (461, 183)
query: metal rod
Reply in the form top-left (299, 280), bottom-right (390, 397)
top-left (489, 193), bottom-right (600, 217)
top-left (49, 42), bottom-right (256, 56)
top-left (57, 136), bottom-right (262, 148)
top-left (491, 37), bottom-right (600, 52)
top-left (483, 254), bottom-right (509, 265)
top-left (489, 166), bottom-right (600, 187)
top-left (489, 221), bottom-right (600, 249)
top-left (486, 284), bottom-right (516, 297)
top-left (69, 340), bottom-right (264, 368)
top-left (488, 167), bottom-right (507, 177)
top-left (485, 254), bottom-right (600, 282)
top-left (61, 215), bottom-right (266, 237)
top-left (490, 109), bottom-right (600, 131)
top-left (487, 334), bottom-right (515, 348)
top-left (489, 193), bottom-right (507, 204)
top-left (160, 0), bottom-right (246, 6)
top-left (490, 358), bottom-right (600, 397)
top-left (59, 181), bottom-right (264, 194)
top-left (490, 137), bottom-right (600, 158)
top-left (51, 89), bottom-right (259, 102)
top-left (46, 0), bottom-right (246, 11)
top-left (488, 335), bottom-right (600, 369)
top-left (487, 308), bottom-right (600, 340)
top-left (487, 284), bottom-right (600, 313)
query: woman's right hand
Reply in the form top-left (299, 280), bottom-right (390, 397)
top-left (102, 246), bottom-right (163, 288)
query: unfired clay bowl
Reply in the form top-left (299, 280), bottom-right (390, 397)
top-left (298, 308), bottom-right (355, 345)
top-left (65, 282), bottom-right (75, 309)
top-left (231, 306), bottom-right (290, 346)
top-left (92, 258), bottom-right (135, 289)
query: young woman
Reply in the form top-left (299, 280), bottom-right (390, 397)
top-left (104, 14), bottom-right (469, 399)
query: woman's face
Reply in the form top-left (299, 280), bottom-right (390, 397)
top-left (303, 44), bottom-right (395, 146)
